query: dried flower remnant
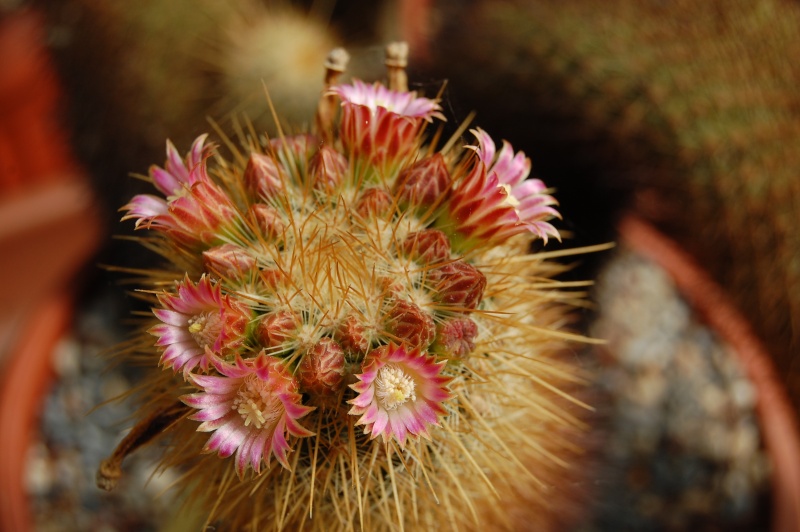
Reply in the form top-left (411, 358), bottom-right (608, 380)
top-left (101, 41), bottom-right (585, 531)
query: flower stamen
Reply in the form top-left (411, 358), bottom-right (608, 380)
top-left (232, 375), bottom-right (281, 429)
top-left (376, 365), bottom-right (417, 410)
top-left (499, 183), bottom-right (520, 208)
top-left (188, 312), bottom-right (221, 348)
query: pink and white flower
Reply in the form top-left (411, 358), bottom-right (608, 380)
top-left (330, 80), bottom-right (443, 169)
top-left (151, 135), bottom-right (211, 197)
top-left (182, 353), bottom-right (314, 477)
top-left (444, 129), bottom-right (560, 248)
top-left (121, 135), bottom-right (238, 247)
top-left (150, 275), bottom-right (249, 374)
top-left (348, 344), bottom-right (451, 445)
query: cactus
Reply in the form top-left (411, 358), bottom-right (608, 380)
top-left (97, 44), bottom-right (589, 529)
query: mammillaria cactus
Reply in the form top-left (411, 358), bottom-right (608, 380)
top-left (98, 43), bottom-right (586, 530)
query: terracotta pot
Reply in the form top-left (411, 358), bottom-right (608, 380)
top-left (0, 8), bottom-right (101, 531)
top-left (618, 214), bottom-right (800, 532)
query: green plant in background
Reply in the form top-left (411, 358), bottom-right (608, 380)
top-left (98, 44), bottom-right (588, 530)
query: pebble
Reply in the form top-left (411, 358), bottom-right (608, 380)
top-left (581, 247), bottom-right (771, 530)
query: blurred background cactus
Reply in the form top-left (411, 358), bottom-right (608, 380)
top-left (423, 1), bottom-right (800, 527)
top-left (425, 0), bottom-right (800, 416)
top-left (33, 0), bottom-right (395, 275)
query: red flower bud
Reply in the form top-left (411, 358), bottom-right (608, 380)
top-left (248, 203), bottom-right (285, 240)
top-left (394, 153), bottom-right (451, 207)
top-left (384, 300), bottom-right (435, 349)
top-left (259, 268), bottom-right (284, 289)
top-left (298, 338), bottom-right (345, 396)
top-left (335, 314), bottom-right (370, 354)
top-left (433, 318), bottom-right (478, 360)
top-left (309, 146), bottom-right (348, 191)
top-left (430, 260), bottom-right (486, 310)
top-left (203, 244), bottom-right (257, 279)
top-left (401, 229), bottom-right (451, 263)
top-left (355, 187), bottom-right (393, 218)
top-left (256, 310), bottom-right (298, 348)
top-left (244, 153), bottom-right (282, 200)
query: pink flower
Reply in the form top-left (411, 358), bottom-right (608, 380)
top-left (348, 344), bottom-right (451, 445)
top-left (150, 135), bottom-right (211, 197)
top-left (444, 129), bottom-right (560, 248)
top-left (150, 275), bottom-right (249, 374)
top-left (182, 353), bottom-right (314, 477)
top-left (121, 136), bottom-right (238, 247)
top-left (330, 80), bottom-right (443, 169)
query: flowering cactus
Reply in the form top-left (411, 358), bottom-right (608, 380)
top-left (100, 44), bottom-right (584, 530)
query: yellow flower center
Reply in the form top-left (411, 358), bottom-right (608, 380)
top-left (232, 374), bottom-right (281, 429)
top-left (187, 312), bottom-right (222, 348)
top-left (375, 365), bottom-right (416, 410)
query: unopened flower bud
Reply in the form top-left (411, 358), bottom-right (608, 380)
top-left (203, 244), bottom-right (256, 279)
top-left (335, 314), bottom-right (370, 354)
top-left (248, 203), bottom-right (285, 240)
top-left (432, 318), bottom-right (478, 360)
top-left (244, 153), bottom-right (282, 199)
top-left (378, 275), bottom-right (403, 296)
top-left (401, 229), bottom-right (451, 263)
top-left (298, 338), bottom-right (345, 396)
top-left (256, 310), bottom-right (298, 348)
top-left (355, 188), bottom-right (393, 218)
top-left (259, 268), bottom-right (284, 289)
top-left (430, 260), bottom-right (487, 310)
top-left (384, 300), bottom-right (435, 349)
top-left (309, 146), bottom-right (348, 191)
top-left (394, 154), bottom-right (451, 207)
